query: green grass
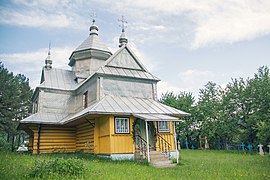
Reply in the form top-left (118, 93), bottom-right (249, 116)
top-left (0, 150), bottom-right (269, 179)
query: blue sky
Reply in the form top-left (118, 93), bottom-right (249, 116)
top-left (1, 0), bottom-right (270, 98)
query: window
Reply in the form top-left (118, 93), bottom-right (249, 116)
top-left (83, 91), bottom-right (88, 108)
top-left (115, 117), bottom-right (130, 134)
top-left (32, 99), bottom-right (38, 113)
top-left (158, 121), bottom-right (170, 133)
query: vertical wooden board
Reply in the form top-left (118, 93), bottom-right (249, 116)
top-left (76, 122), bottom-right (95, 153)
top-left (111, 135), bottom-right (134, 154)
top-left (109, 115), bottom-right (114, 135)
top-left (99, 135), bottom-right (110, 154)
top-left (99, 116), bottom-right (110, 137)
top-left (97, 116), bottom-right (111, 154)
top-left (110, 115), bottom-right (134, 154)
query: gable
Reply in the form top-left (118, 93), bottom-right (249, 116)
top-left (106, 46), bottom-right (146, 71)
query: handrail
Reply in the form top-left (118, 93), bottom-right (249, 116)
top-left (157, 134), bottom-right (171, 157)
top-left (135, 135), bottom-right (152, 159)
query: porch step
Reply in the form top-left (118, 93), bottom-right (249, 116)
top-left (150, 151), bottom-right (176, 168)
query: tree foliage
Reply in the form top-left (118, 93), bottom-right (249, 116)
top-left (0, 62), bottom-right (33, 151)
top-left (160, 66), bottom-right (270, 149)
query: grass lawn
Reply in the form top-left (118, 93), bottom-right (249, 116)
top-left (0, 150), bottom-right (269, 179)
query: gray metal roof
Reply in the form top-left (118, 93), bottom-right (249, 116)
top-left (20, 112), bottom-right (72, 124)
top-left (133, 114), bottom-right (180, 121)
top-left (39, 68), bottom-right (77, 90)
top-left (74, 34), bottom-right (111, 53)
top-left (66, 95), bottom-right (189, 123)
top-left (20, 95), bottom-right (189, 125)
top-left (96, 66), bottom-right (160, 81)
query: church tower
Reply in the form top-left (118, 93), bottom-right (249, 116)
top-left (68, 18), bottom-right (112, 82)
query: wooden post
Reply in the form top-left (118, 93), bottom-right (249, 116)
top-left (173, 121), bottom-right (179, 164)
top-left (145, 120), bottom-right (150, 163)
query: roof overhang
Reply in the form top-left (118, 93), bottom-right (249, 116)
top-left (133, 113), bottom-right (184, 122)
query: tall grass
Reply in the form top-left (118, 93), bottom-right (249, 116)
top-left (0, 150), bottom-right (269, 179)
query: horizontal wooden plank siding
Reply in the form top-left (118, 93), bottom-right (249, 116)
top-left (76, 120), bottom-right (95, 153)
top-left (30, 125), bottom-right (76, 154)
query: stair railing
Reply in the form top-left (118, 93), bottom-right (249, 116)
top-left (157, 134), bottom-right (171, 157)
top-left (135, 134), bottom-right (152, 159)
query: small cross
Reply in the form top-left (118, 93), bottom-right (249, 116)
top-left (48, 41), bottom-right (51, 56)
top-left (118, 15), bottom-right (128, 32)
top-left (90, 10), bottom-right (96, 24)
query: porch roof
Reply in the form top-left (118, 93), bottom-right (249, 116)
top-left (133, 113), bottom-right (182, 121)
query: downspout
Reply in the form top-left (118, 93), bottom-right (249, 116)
top-left (173, 122), bottom-right (179, 164)
top-left (145, 120), bottom-right (150, 163)
top-left (37, 124), bottom-right (41, 154)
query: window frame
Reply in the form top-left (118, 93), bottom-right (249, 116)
top-left (157, 121), bottom-right (170, 133)
top-left (114, 117), bottom-right (130, 134)
top-left (83, 91), bottom-right (88, 109)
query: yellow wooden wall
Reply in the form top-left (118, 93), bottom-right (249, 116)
top-left (76, 121), bottom-right (95, 153)
top-left (25, 116), bottom-right (176, 155)
top-left (94, 115), bottom-right (135, 155)
top-left (155, 121), bottom-right (176, 152)
top-left (30, 125), bottom-right (76, 154)
top-left (110, 116), bottom-right (134, 154)
top-left (94, 116), bottom-right (111, 154)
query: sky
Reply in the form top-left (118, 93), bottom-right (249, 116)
top-left (0, 0), bottom-right (270, 99)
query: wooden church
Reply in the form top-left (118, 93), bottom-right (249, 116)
top-left (18, 18), bottom-right (189, 163)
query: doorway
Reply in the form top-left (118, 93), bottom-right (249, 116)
top-left (133, 118), bottom-right (156, 150)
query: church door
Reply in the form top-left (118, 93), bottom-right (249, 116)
top-left (133, 118), bottom-right (156, 150)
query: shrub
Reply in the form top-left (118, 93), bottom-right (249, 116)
top-left (28, 157), bottom-right (86, 178)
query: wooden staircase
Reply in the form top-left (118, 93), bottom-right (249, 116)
top-left (134, 134), bottom-right (177, 168)
top-left (150, 151), bottom-right (176, 168)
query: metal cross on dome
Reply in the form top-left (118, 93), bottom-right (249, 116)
top-left (48, 41), bottom-right (51, 55)
top-left (118, 15), bottom-right (128, 32)
top-left (90, 10), bottom-right (96, 24)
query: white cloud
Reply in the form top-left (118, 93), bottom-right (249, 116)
top-left (179, 69), bottom-right (215, 85)
top-left (191, 0), bottom-right (270, 49)
top-left (1, 46), bottom-right (74, 88)
top-left (177, 69), bottom-right (249, 97)
top-left (2, 0), bottom-right (269, 48)
top-left (0, 8), bottom-right (71, 28)
top-left (0, 0), bottom-right (89, 30)
top-left (157, 81), bottom-right (188, 98)
top-left (97, 0), bottom-right (270, 49)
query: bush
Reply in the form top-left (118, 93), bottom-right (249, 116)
top-left (28, 157), bottom-right (86, 178)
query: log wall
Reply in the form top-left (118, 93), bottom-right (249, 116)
top-left (30, 125), bottom-right (76, 154)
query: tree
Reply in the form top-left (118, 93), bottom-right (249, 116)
top-left (195, 82), bottom-right (223, 148)
top-left (0, 62), bottom-right (33, 151)
top-left (218, 66), bottom-right (270, 146)
top-left (160, 66), bottom-right (270, 149)
top-left (247, 66), bottom-right (270, 145)
top-left (160, 91), bottom-right (198, 147)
